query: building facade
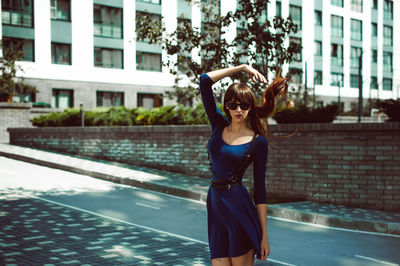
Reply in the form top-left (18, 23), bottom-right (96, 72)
top-left (0, 0), bottom-right (399, 111)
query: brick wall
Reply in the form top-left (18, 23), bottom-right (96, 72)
top-left (8, 123), bottom-right (400, 212)
top-left (0, 103), bottom-right (33, 143)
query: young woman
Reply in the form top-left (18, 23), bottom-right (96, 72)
top-left (200, 64), bottom-right (288, 266)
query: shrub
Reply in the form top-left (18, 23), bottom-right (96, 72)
top-left (376, 99), bottom-right (400, 122)
top-left (273, 104), bottom-right (339, 124)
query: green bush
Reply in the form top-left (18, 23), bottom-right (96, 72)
top-left (273, 104), bottom-right (340, 124)
top-left (376, 99), bottom-right (400, 122)
top-left (31, 105), bottom-right (212, 127)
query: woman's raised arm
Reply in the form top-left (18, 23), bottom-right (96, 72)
top-left (207, 64), bottom-right (267, 83)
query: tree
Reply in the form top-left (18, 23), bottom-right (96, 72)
top-left (0, 42), bottom-right (38, 102)
top-left (136, 0), bottom-right (301, 104)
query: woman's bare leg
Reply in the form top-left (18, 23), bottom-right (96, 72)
top-left (212, 257), bottom-right (232, 266)
top-left (231, 249), bottom-right (255, 266)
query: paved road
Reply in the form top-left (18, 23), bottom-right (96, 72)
top-left (1, 157), bottom-right (399, 266)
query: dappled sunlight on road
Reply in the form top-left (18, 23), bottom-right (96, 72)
top-left (0, 156), bottom-right (121, 198)
top-left (133, 190), bottom-right (165, 203)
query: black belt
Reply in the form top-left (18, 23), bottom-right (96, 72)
top-left (210, 179), bottom-right (241, 190)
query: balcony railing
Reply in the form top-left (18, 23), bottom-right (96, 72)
top-left (2, 11), bottom-right (32, 27)
top-left (94, 23), bottom-right (122, 39)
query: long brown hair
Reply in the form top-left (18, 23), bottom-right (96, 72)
top-left (223, 72), bottom-right (289, 137)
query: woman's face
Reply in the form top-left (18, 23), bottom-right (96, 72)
top-left (225, 100), bottom-right (252, 122)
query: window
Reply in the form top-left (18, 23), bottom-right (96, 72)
top-left (52, 89), bottom-right (73, 108)
top-left (382, 78), bottom-right (392, 91)
top-left (371, 23), bottom-right (377, 37)
top-left (351, 19), bottom-right (362, 41)
top-left (350, 74), bottom-right (360, 88)
top-left (289, 37), bottom-right (302, 61)
top-left (331, 43), bottom-right (343, 66)
top-left (350, 46), bottom-right (362, 69)
top-left (331, 0), bottom-right (343, 7)
top-left (177, 55), bottom-right (192, 73)
top-left (372, 0), bottom-right (378, 9)
top-left (94, 5), bottom-right (123, 39)
top-left (51, 43), bottom-right (71, 65)
top-left (137, 0), bottom-right (161, 4)
top-left (94, 47), bottom-right (123, 69)
top-left (370, 77), bottom-right (378, 90)
top-left (383, 52), bottom-right (392, 72)
top-left (2, 0), bottom-right (33, 27)
top-left (289, 5), bottom-right (302, 30)
top-left (383, 26), bottom-right (393, 46)
top-left (137, 93), bottom-right (163, 109)
top-left (288, 68), bottom-right (302, 84)
top-left (136, 52), bottom-right (162, 72)
top-left (314, 10), bottom-right (322, 26)
top-left (383, 0), bottom-right (393, 20)
top-left (314, 71), bottom-right (322, 85)
top-left (276, 1), bottom-right (281, 17)
top-left (2, 37), bottom-right (34, 61)
top-left (50, 0), bottom-right (70, 21)
top-left (331, 15), bottom-right (343, 37)
top-left (136, 12), bottom-right (162, 42)
top-left (96, 91), bottom-right (124, 107)
top-left (12, 92), bottom-right (35, 103)
top-left (371, 49), bottom-right (377, 63)
top-left (330, 72), bottom-right (343, 86)
top-left (314, 41), bottom-right (322, 56)
top-left (350, 0), bottom-right (363, 12)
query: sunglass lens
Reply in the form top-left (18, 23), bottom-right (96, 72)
top-left (227, 102), bottom-right (238, 110)
top-left (240, 103), bottom-right (250, 110)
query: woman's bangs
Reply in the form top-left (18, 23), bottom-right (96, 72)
top-left (231, 85), bottom-right (253, 104)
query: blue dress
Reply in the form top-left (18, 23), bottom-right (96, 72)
top-left (200, 74), bottom-right (269, 260)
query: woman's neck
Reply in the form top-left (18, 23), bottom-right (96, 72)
top-left (228, 120), bottom-right (249, 133)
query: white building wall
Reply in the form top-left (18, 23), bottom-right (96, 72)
top-left (3, 0), bottom-right (399, 110)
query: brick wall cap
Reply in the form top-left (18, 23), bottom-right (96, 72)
top-left (0, 102), bottom-right (32, 109)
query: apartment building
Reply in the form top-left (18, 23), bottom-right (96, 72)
top-left (0, 0), bottom-right (399, 111)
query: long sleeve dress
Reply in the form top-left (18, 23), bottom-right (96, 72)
top-left (199, 73), bottom-right (269, 260)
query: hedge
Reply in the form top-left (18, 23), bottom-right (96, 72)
top-left (31, 103), bottom-right (342, 127)
top-left (31, 104), bottom-right (211, 127)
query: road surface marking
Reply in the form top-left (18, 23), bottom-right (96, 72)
top-left (355, 255), bottom-right (399, 266)
top-left (0, 169), bottom-right (17, 175)
top-left (270, 216), bottom-right (400, 238)
top-left (135, 202), bottom-right (160, 210)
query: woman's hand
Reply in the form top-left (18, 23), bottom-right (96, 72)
top-left (259, 236), bottom-right (270, 261)
top-left (242, 64), bottom-right (267, 83)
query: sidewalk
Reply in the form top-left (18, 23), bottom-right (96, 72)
top-left (1, 143), bottom-right (400, 236)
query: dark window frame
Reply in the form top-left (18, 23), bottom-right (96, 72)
top-left (136, 51), bottom-right (162, 72)
top-left (50, 0), bottom-right (71, 21)
top-left (2, 36), bottom-right (35, 62)
top-left (51, 42), bottom-right (71, 65)
top-left (94, 4), bottom-right (123, 39)
top-left (137, 93), bottom-right (163, 109)
top-left (1, 0), bottom-right (34, 28)
top-left (52, 88), bottom-right (74, 108)
top-left (94, 47), bottom-right (124, 69)
top-left (96, 91), bottom-right (124, 107)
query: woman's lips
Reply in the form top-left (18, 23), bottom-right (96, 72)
top-left (235, 114), bottom-right (243, 118)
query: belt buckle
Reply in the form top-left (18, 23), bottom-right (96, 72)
top-left (225, 184), bottom-right (231, 190)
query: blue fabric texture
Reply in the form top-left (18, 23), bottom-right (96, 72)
top-left (200, 73), bottom-right (268, 260)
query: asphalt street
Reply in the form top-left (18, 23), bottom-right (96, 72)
top-left (1, 156), bottom-right (399, 266)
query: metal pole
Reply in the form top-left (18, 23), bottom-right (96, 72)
top-left (337, 81), bottom-right (341, 112)
top-left (80, 104), bottom-right (84, 127)
top-left (358, 53), bottom-right (363, 123)
top-left (304, 61), bottom-right (308, 107)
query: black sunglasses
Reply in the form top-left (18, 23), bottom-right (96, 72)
top-left (226, 101), bottom-right (251, 111)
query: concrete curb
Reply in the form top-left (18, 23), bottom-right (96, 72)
top-left (1, 150), bottom-right (399, 236)
top-left (268, 206), bottom-right (400, 235)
